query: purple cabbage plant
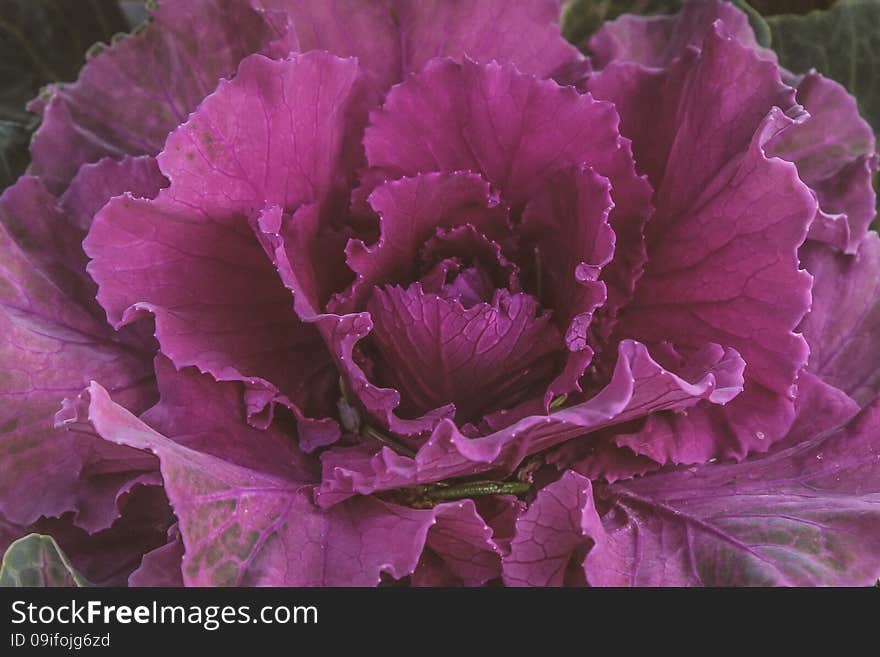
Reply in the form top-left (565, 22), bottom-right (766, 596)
top-left (1, 0), bottom-right (879, 586)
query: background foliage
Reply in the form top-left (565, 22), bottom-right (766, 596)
top-left (0, 0), bottom-right (142, 189)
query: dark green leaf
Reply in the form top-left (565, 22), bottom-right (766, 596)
top-left (767, 0), bottom-right (880, 132)
top-left (560, 0), bottom-right (683, 46)
top-left (0, 534), bottom-right (92, 587)
top-left (119, 0), bottom-right (149, 28)
top-left (749, 0), bottom-right (838, 15)
top-left (0, 0), bottom-right (131, 190)
top-left (734, 1), bottom-right (773, 47)
top-left (0, 120), bottom-right (32, 186)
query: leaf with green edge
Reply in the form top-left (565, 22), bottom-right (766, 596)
top-left (0, 534), bottom-right (92, 587)
top-left (0, 0), bottom-right (132, 191)
top-left (560, 0), bottom-right (683, 46)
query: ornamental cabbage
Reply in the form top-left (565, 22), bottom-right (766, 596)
top-left (1, 0), bottom-right (879, 586)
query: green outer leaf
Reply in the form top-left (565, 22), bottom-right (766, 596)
top-left (0, 0), bottom-right (131, 191)
top-left (119, 0), bottom-right (149, 28)
top-left (749, 0), bottom-right (838, 15)
top-left (734, 1), bottom-right (773, 47)
top-left (767, 0), bottom-right (880, 131)
top-left (560, 0), bottom-right (683, 46)
top-left (0, 534), bottom-right (92, 587)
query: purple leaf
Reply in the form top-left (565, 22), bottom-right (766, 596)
top-left (601, 26), bottom-right (815, 460)
top-left (0, 170), bottom-right (161, 531)
top-left (28, 0), bottom-right (283, 194)
top-left (800, 234), bottom-right (880, 407)
top-left (584, 398), bottom-right (880, 586)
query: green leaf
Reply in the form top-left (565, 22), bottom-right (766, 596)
top-left (734, 1), bottom-right (773, 48)
top-left (0, 120), bottom-right (32, 187)
top-left (767, 0), bottom-right (880, 132)
top-left (749, 0), bottom-right (838, 15)
top-left (560, 0), bottom-right (683, 46)
top-left (0, 534), bottom-right (92, 587)
top-left (119, 0), bottom-right (149, 28)
top-left (0, 0), bottom-right (131, 191)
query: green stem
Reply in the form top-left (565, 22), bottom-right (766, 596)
top-left (362, 425), bottom-right (416, 458)
top-left (423, 481), bottom-right (531, 501)
top-left (549, 393), bottom-right (568, 411)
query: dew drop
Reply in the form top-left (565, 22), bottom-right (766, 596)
top-left (755, 431), bottom-right (765, 440)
